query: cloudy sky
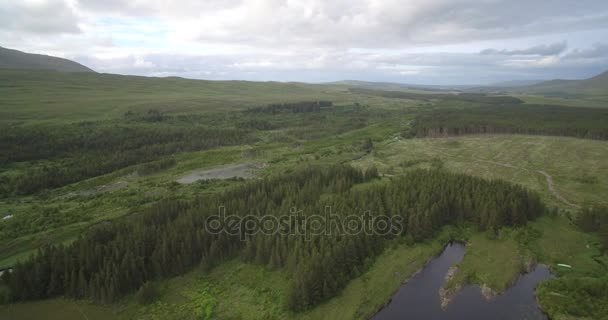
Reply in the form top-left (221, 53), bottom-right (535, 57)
top-left (1, 0), bottom-right (608, 84)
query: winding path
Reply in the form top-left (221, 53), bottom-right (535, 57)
top-left (432, 150), bottom-right (580, 209)
top-left (536, 170), bottom-right (580, 209)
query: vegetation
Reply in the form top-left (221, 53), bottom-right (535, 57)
top-left (575, 205), bottom-right (608, 253)
top-left (356, 134), bottom-right (608, 209)
top-left (532, 215), bottom-right (608, 320)
top-left (409, 104), bottom-right (608, 140)
top-left (537, 275), bottom-right (608, 319)
top-left (348, 87), bottom-right (524, 105)
top-left (444, 232), bottom-right (523, 293)
top-left (1, 167), bottom-right (545, 310)
top-left (509, 70), bottom-right (608, 96)
top-left (246, 101), bottom-right (333, 113)
top-left (135, 282), bottom-right (161, 305)
top-left (0, 46), bottom-right (94, 73)
top-left (0, 69), bottom-right (347, 120)
top-left (0, 68), bottom-right (607, 319)
top-left (0, 123), bottom-right (252, 196)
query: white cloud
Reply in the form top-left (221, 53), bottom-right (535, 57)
top-left (1, 0), bottom-right (608, 83)
top-left (481, 42), bottom-right (568, 56)
top-left (0, 0), bottom-right (80, 34)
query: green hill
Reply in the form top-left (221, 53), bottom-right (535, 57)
top-left (0, 46), bottom-right (94, 73)
top-left (513, 70), bottom-right (608, 96)
top-left (0, 69), bottom-right (346, 121)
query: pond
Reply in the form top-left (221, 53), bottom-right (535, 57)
top-left (176, 163), bottom-right (260, 184)
top-left (373, 242), bottom-right (552, 320)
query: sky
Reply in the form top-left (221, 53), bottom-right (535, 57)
top-left (1, 0), bottom-right (608, 85)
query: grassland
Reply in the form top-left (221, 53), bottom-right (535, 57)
top-left (0, 232), bottom-right (454, 320)
top-left (353, 135), bottom-right (608, 210)
top-left (1, 69), bottom-right (607, 319)
top-left (0, 69), bottom-right (354, 121)
top-left (351, 133), bottom-right (608, 318)
top-left (518, 94), bottom-right (608, 109)
top-left (444, 232), bottom-right (523, 294)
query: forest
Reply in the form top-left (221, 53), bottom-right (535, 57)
top-left (247, 101), bottom-right (333, 114)
top-left (1, 166), bottom-right (546, 310)
top-left (1, 67), bottom-right (607, 320)
top-left (0, 123), bottom-right (253, 196)
top-left (348, 87), bottom-right (524, 105)
top-left (408, 104), bottom-right (608, 140)
top-left (576, 206), bottom-right (608, 253)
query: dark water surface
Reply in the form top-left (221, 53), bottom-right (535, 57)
top-left (373, 242), bottom-right (552, 320)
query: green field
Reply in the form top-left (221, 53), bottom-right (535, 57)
top-left (0, 69), bottom-right (353, 121)
top-left (1, 69), bottom-right (607, 320)
top-left (353, 135), bottom-right (608, 210)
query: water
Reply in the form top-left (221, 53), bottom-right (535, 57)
top-left (374, 242), bottom-right (552, 320)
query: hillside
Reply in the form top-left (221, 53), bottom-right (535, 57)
top-left (0, 69), bottom-right (347, 121)
top-left (508, 71), bottom-right (608, 96)
top-left (489, 80), bottom-right (544, 87)
top-left (327, 80), bottom-right (465, 92)
top-left (0, 46), bottom-right (94, 73)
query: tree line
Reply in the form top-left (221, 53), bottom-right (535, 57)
top-left (246, 101), bottom-right (333, 114)
top-left (349, 88), bottom-right (524, 105)
top-left (576, 205), bottom-right (608, 253)
top-left (408, 104), bottom-right (608, 140)
top-left (0, 124), bottom-right (253, 196)
top-left (0, 166), bottom-right (546, 310)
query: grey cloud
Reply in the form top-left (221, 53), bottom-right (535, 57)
top-left (76, 0), bottom-right (242, 17)
top-left (3, 0), bottom-right (608, 84)
top-left (480, 42), bottom-right (568, 56)
top-left (563, 43), bottom-right (608, 59)
top-left (0, 0), bottom-right (80, 34)
top-left (74, 47), bottom-right (607, 85)
top-left (72, 0), bottom-right (608, 48)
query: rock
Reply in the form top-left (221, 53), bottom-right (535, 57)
top-left (439, 266), bottom-right (461, 309)
top-left (523, 256), bottom-right (538, 273)
top-left (480, 284), bottom-right (497, 300)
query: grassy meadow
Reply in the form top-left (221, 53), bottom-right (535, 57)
top-left (0, 69), bottom-right (607, 319)
top-left (353, 135), bottom-right (608, 210)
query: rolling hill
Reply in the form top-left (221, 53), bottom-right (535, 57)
top-left (0, 69), bottom-right (347, 120)
top-left (469, 71), bottom-right (608, 97)
top-left (518, 70), bottom-right (608, 95)
top-left (327, 80), bottom-right (466, 92)
top-left (0, 46), bottom-right (94, 73)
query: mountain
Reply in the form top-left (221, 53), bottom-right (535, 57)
top-left (327, 80), bottom-right (466, 92)
top-left (488, 80), bottom-right (544, 87)
top-left (519, 71), bottom-right (608, 95)
top-left (466, 71), bottom-right (608, 96)
top-left (0, 46), bottom-right (94, 73)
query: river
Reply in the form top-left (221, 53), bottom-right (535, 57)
top-left (373, 242), bottom-right (552, 320)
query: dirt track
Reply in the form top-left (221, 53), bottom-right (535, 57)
top-left (536, 170), bottom-right (580, 209)
top-left (474, 158), bottom-right (580, 209)
top-left (431, 149), bottom-right (580, 209)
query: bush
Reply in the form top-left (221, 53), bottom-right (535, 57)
top-left (135, 282), bottom-right (160, 305)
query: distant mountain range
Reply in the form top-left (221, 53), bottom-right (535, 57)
top-left (1, 45), bottom-right (606, 97)
top-left (465, 71), bottom-right (608, 96)
top-left (326, 80), bottom-right (467, 92)
top-left (0, 46), bottom-right (94, 73)
top-left (487, 80), bottom-right (545, 87)
top-left (334, 72), bottom-right (608, 97)
top-left (510, 71), bottom-right (608, 95)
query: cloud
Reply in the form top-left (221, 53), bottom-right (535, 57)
top-left (563, 43), bottom-right (608, 59)
top-left (0, 0), bottom-right (80, 34)
top-left (1, 0), bottom-right (608, 84)
top-left (72, 0), bottom-right (608, 48)
top-left (480, 42), bottom-right (568, 56)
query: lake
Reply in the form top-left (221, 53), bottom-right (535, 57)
top-left (373, 242), bottom-right (552, 320)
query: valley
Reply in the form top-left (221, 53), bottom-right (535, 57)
top-left (0, 67), bottom-right (607, 320)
